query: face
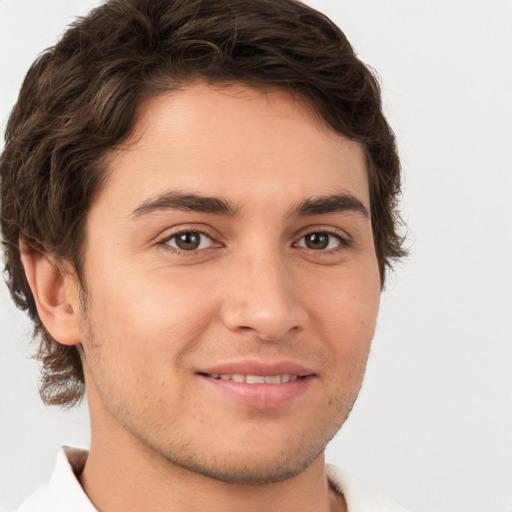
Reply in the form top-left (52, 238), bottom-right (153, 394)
top-left (77, 83), bottom-right (381, 484)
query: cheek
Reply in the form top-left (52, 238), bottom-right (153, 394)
top-left (83, 264), bottom-right (222, 361)
top-left (306, 266), bottom-right (380, 360)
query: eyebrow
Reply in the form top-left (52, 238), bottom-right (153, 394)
top-left (130, 190), bottom-right (368, 220)
top-left (130, 191), bottom-right (241, 218)
top-left (291, 193), bottom-right (369, 218)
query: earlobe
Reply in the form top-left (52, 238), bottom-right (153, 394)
top-left (20, 241), bottom-right (82, 346)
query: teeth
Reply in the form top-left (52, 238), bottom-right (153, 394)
top-left (246, 375), bottom-right (265, 384)
top-left (210, 373), bottom-right (300, 384)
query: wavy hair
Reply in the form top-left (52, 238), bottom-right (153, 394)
top-left (0, 0), bottom-right (406, 407)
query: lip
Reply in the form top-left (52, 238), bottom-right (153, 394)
top-left (197, 360), bottom-right (316, 409)
top-left (199, 360), bottom-right (316, 377)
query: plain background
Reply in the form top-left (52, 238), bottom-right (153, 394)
top-left (1, 1), bottom-right (511, 511)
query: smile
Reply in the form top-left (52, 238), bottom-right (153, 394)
top-left (200, 371), bottom-right (313, 408)
top-left (207, 373), bottom-right (299, 384)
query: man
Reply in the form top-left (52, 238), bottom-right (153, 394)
top-left (0, 0), bottom-right (407, 510)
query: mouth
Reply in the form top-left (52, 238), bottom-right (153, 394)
top-left (200, 373), bottom-right (302, 384)
top-left (196, 362), bottom-right (315, 408)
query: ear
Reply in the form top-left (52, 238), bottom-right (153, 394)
top-left (20, 241), bottom-right (82, 346)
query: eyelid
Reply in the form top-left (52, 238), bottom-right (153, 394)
top-left (292, 226), bottom-right (352, 251)
top-left (166, 231), bottom-right (213, 250)
top-left (157, 225), bottom-right (223, 255)
top-left (155, 224), bottom-right (351, 256)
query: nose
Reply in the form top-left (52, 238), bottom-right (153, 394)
top-left (220, 249), bottom-right (309, 341)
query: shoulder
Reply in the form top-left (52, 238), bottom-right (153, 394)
top-left (8, 447), bottom-right (95, 512)
top-left (326, 464), bottom-right (411, 512)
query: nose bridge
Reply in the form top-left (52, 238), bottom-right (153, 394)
top-left (220, 236), bottom-right (307, 340)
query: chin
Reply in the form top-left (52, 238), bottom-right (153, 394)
top-left (167, 447), bottom-right (325, 486)
top-left (153, 418), bottom-right (344, 486)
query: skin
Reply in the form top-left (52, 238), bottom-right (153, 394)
top-left (25, 83), bottom-right (381, 511)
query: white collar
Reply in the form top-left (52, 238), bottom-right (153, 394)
top-left (15, 446), bottom-right (95, 512)
top-left (326, 464), bottom-right (409, 512)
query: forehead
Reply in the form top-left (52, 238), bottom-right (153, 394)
top-left (97, 83), bottom-right (369, 217)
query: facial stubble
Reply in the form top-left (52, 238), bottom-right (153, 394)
top-left (79, 306), bottom-right (367, 487)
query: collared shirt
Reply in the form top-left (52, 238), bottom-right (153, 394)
top-left (10, 446), bottom-right (409, 512)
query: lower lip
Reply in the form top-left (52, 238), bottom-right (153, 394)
top-left (199, 375), bottom-right (313, 409)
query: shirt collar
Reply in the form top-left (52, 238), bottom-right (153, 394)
top-left (16, 446), bottom-right (96, 512)
top-left (326, 464), bottom-right (409, 512)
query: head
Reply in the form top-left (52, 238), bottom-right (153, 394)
top-left (1, 0), bottom-right (405, 476)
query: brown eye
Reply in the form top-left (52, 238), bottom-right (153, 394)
top-left (166, 231), bottom-right (212, 251)
top-left (304, 233), bottom-right (329, 250)
top-left (296, 231), bottom-right (343, 251)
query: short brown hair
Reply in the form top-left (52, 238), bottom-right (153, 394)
top-left (0, 0), bottom-right (406, 407)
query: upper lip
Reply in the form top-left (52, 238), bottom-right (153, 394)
top-left (197, 360), bottom-right (316, 377)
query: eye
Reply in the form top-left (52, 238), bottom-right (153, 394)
top-left (295, 231), bottom-right (345, 251)
top-left (164, 231), bottom-right (214, 251)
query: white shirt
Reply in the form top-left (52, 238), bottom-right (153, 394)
top-left (11, 446), bottom-right (409, 512)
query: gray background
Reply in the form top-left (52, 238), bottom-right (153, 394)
top-left (1, 1), bottom-right (511, 511)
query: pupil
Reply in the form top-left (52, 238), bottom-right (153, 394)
top-left (176, 232), bottom-right (200, 250)
top-left (306, 233), bottom-right (329, 250)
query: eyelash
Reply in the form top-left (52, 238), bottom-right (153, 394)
top-left (157, 228), bottom-right (350, 256)
top-left (158, 228), bottom-right (217, 256)
top-left (293, 229), bottom-right (350, 253)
